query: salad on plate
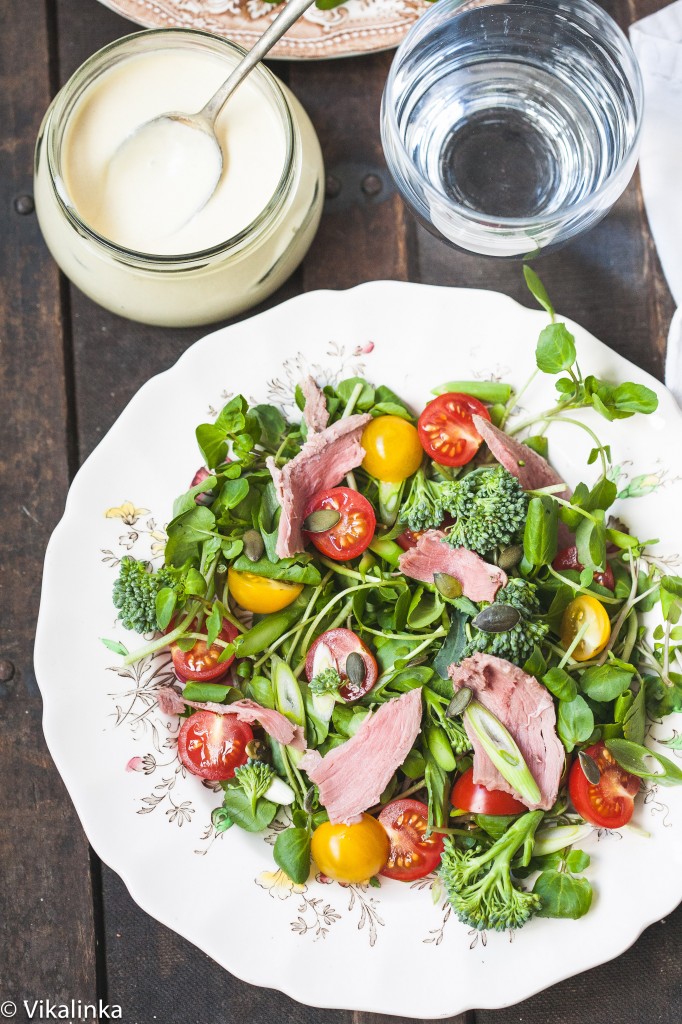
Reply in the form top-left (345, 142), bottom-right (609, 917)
top-left (104, 270), bottom-right (682, 935)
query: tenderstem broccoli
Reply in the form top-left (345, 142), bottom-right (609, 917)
top-left (112, 556), bottom-right (187, 634)
top-left (400, 468), bottom-right (446, 532)
top-left (463, 577), bottom-right (549, 666)
top-left (439, 810), bottom-right (544, 931)
top-left (443, 467), bottom-right (528, 556)
top-left (233, 759), bottom-right (275, 814)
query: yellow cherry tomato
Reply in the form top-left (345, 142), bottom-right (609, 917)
top-left (560, 595), bottom-right (611, 661)
top-left (311, 813), bottom-right (390, 883)
top-left (227, 568), bottom-right (302, 614)
top-left (361, 415), bottom-right (423, 483)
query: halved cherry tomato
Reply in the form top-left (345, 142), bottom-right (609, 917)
top-left (305, 627), bottom-right (378, 701)
top-left (311, 813), bottom-right (390, 883)
top-left (418, 393), bottom-right (491, 468)
top-left (177, 710), bottom-right (252, 781)
top-left (553, 546), bottom-right (615, 590)
top-left (378, 799), bottom-right (444, 881)
top-left (450, 767), bottom-right (527, 815)
top-left (303, 487), bottom-right (376, 561)
top-left (228, 567), bottom-right (303, 614)
top-left (560, 594), bottom-right (611, 661)
top-left (361, 415), bottom-right (423, 483)
top-left (171, 620), bottom-right (238, 682)
top-left (568, 741), bottom-right (639, 828)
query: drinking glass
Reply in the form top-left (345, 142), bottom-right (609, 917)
top-left (381, 0), bottom-right (643, 257)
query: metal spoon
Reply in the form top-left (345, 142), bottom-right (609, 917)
top-left (105, 0), bottom-right (316, 239)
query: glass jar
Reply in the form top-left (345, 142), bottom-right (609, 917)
top-left (34, 30), bottom-right (324, 327)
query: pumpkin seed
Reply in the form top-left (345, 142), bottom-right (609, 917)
top-left (303, 509), bottom-right (341, 533)
top-left (497, 544), bottom-right (524, 571)
top-left (447, 686), bottom-right (473, 718)
top-left (473, 604), bottom-right (521, 633)
top-left (242, 529), bottom-right (264, 562)
top-left (303, 785), bottom-right (316, 814)
top-left (578, 750), bottom-right (601, 785)
top-left (345, 651), bottom-right (367, 687)
top-left (433, 572), bottom-right (463, 600)
top-left (245, 739), bottom-right (270, 763)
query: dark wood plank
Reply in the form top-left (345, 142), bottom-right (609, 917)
top-left (0, 0), bottom-right (99, 1009)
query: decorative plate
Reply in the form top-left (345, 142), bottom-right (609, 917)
top-left (35, 282), bottom-right (682, 1017)
top-left (96, 0), bottom-right (430, 60)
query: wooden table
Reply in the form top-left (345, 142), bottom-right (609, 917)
top-left (2, 0), bottom-right (679, 1021)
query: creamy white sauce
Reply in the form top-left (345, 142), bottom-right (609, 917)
top-left (62, 49), bottom-right (287, 255)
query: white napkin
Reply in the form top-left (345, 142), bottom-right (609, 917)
top-left (630, 3), bottom-right (682, 404)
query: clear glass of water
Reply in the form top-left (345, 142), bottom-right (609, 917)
top-left (381, 0), bottom-right (643, 257)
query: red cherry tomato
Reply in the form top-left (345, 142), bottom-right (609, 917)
top-left (417, 393), bottom-right (491, 468)
top-left (378, 799), bottom-right (445, 881)
top-left (568, 741), bottom-right (639, 829)
top-left (305, 627), bottom-right (378, 701)
top-left (177, 711), bottom-right (252, 781)
top-left (171, 620), bottom-right (239, 683)
top-left (303, 487), bottom-right (376, 561)
top-left (552, 546), bottom-right (615, 590)
top-left (450, 767), bottom-right (527, 815)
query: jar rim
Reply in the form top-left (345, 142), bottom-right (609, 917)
top-left (45, 28), bottom-right (296, 264)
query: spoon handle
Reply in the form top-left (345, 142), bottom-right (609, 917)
top-left (200, 0), bottom-right (317, 125)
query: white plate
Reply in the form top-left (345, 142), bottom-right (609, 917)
top-left (96, 0), bottom-right (430, 61)
top-left (35, 282), bottom-right (682, 1017)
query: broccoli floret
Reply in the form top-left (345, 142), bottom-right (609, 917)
top-left (439, 810), bottom-right (543, 931)
top-left (463, 578), bottom-right (549, 666)
top-left (233, 759), bottom-right (275, 813)
top-left (442, 467), bottom-right (528, 556)
top-left (400, 468), bottom-right (444, 532)
top-left (309, 667), bottom-right (342, 697)
top-left (112, 556), bottom-right (186, 634)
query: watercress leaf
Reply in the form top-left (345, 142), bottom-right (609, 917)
top-left (184, 567), bottom-right (207, 597)
top-left (557, 695), bottom-right (594, 752)
top-left (336, 376), bottom-right (375, 410)
top-left (580, 664), bottom-right (634, 702)
top-left (245, 675), bottom-right (276, 709)
top-left (543, 667), bottom-right (577, 702)
top-left (205, 603), bottom-right (223, 649)
top-left (182, 681), bottom-right (232, 703)
top-left (231, 554), bottom-right (321, 585)
top-left (273, 828), bottom-right (312, 885)
top-left (219, 477), bottom-right (250, 509)
top-left (402, 747), bottom-right (426, 779)
top-left (172, 475), bottom-right (219, 517)
top-left (220, 538), bottom-right (243, 560)
top-left (100, 637), bottom-right (129, 656)
top-left (252, 404), bottom-right (287, 447)
top-left (221, 789), bottom-right (277, 832)
top-left (621, 683), bottom-right (646, 744)
top-left (575, 510), bottom-right (606, 571)
top-left (407, 588), bottom-right (444, 629)
top-left (196, 423), bottom-right (228, 469)
top-left (476, 814), bottom-right (519, 840)
top-left (586, 477), bottom-right (617, 512)
top-left (523, 435), bottom-right (549, 459)
top-left (523, 264), bottom-right (555, 319)
top-left (524, 495), bottom-right (558, 567)
top-left (164, 506), bottom-right (217, 566)
top-left (434, 611), bottom-right (469, 678)
top-left (211, 806), bottom-right (233, 834)
top-left (431, 380), bottom-right (512, 404)
top-left (566, 849), bottom-right (590, 873)
top-left (536, 322), bottom-right (576, 374)
top-left (215, 395), bottom-right (248, 434)
top-left (611, 382), bottom-right (659, 416)
top-left (523, 645), bottom-right (547, 678)
top-left (533, 870), bottom-right (592, 919)
top-left (155, 587), bottom-right (177, 631)
top-left (555, 377), bottom-right (576, 394)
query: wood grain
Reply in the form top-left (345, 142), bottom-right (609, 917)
top-left (7, 0), bottom-right (679, 1022)
top-left (0, 0), bottom-right (99, 1010)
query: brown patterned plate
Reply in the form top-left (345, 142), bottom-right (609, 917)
top-left (96, 0), bottom-right (430, 60)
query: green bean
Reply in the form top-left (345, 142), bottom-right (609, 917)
top-left (235, 601), bottom-right (304, 657)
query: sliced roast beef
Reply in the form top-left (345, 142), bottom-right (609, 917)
top-left (399, 530), bottom-right (507, 602)
top-left (448, 653), bottom-right (564, 811)
top-left (300, 688), bottom-right (423, 824)
top-left (156, 686), bottom-right (305, 750)
top-left (472, 415), bottom-right (570, 495)
top-left (300, 376), bottom-right (329, 433)
top-left (267, 413), bottom-right (371, 558)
